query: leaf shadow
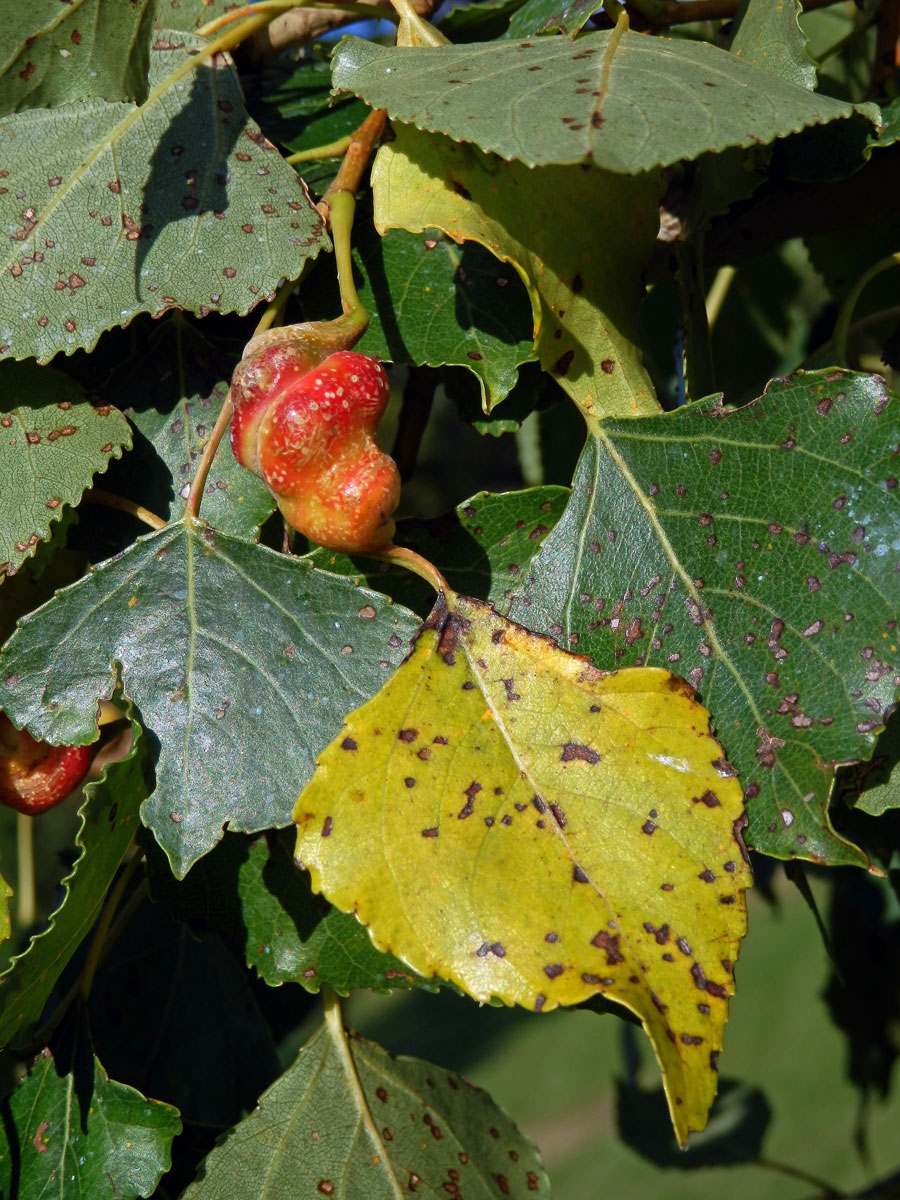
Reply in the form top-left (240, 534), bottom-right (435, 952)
top-left (135, 65), bottom-right (242, 300)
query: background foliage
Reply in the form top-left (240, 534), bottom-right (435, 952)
top-left (1, 0), bottom-right (899, 1196)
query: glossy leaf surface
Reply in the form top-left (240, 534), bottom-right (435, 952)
top-left (507, 371), bottom-right (900, 864)
top-left (0, 1048), bottom-right (180, 1199)
top-left (0, 524), bottom-right (419, 876)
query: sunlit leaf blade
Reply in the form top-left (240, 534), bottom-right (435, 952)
top-left (183, 1018), bottom-right (549, 1198)
top-left (0, 523), bottom-right (420, 877)
top-left (0, 362), bottom-right (131, 577)
top-left (332, 30), bottom-right (862, 172)
top-left (0, 1048), bottom-right (181, 1200)
top-left (0, 34), bottom-right (328, 364)
top-left (295, 594), bottom-right (751, 1143)
top-left (373, 124), bottom-right (662, 418)
top-left (0, 2), bottom-right (154, 116)
top-left (0, 716), bottom-right (149, 1049)
top-left (508, 370), bottom-right (900, 865)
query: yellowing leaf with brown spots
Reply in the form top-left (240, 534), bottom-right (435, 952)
top-left (294, 594), bottom-right (752, 1144)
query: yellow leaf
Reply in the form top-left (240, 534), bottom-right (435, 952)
top-left (371, 125), bottom-right (663, 419)
top-left (294, 594), bottom-right (751, 1144)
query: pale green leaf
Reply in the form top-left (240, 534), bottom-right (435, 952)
top-left (0, 362), bottom-right (131, 578)
top-left (0, 2), bottom-right (154, 115)
top-left (332, 30), bottom-right (863, 172)
top-left (731, 0), bottom-right (817, 89)
top-left (0, 33), bottom-right (328, 364)
top-left (184, 1016), bottom-right (549, 1198)
top-left (373, 124), bottom-right (662, 418)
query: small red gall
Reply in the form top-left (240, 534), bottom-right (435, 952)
top-left (230, 326), bottom-right (399, 554)
top-left (0, 714), bottom-right (92, 815)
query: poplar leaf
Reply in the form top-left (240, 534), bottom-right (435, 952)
top-left (295, 594), bottom-right (752, 1143)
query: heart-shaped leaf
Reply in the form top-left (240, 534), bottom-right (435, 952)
top-left (508, 370), bottom-right (900, 864)
top-left (0, 522), bottom-right (420, 876)
top-left (295, 593), bottom-right (752, 1143)
top-left (183, 1010), bottom-right (549, 1198)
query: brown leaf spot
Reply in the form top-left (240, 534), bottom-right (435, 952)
top-left (398, 728), bottom-right (418, 743)
top-left (560, 743), bottom-right (600, 764)
top-left (573, 865), bottom-right (590, 883)
top-left (321, 816), bottom-right (333, 838)
top-left (544, 963), bottom-right (564, 979)
top-left (422, 827), bottom-right (439, 838)
top-left (591, 930), bottom-right (624, 964)
top-left (340, 737), bottom-right (357, 751)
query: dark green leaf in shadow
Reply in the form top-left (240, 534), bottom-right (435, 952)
top-left (88, 901), bottom-right (280, 1128)
top-left (616, 1076), bottom-right (771, 1168)
top-left (0, 1043), bottom-right (180, 1200)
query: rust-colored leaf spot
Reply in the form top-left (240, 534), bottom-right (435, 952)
top-left (560, 743), bottom-right (600, 764)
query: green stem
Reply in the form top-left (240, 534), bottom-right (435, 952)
top-left (15, 813), bottom-right (35, 929)
top-left (79, 846), bottom-right (144, 1001)
top-left (82, 488), bottom-right (167, 532)
top-left (833, 252), bottom-right (900, 366)
top-left (328, 190), bottom-right (368, 325)
top-left (286, 136), bottom-right (353, 166)
top-left (705, 264), bottom-right (736, 330)
top-left (375, 544), bottom-right (454, 599)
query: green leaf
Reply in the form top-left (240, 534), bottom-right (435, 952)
top-left (508, 370), bottom-right (900, 866)
top-left (0, 3), bottom-right (155, 116)
top-left (838, 708), bottom-right (900, 818)
top-left (332, 30), bottom-right (863, 172)
top-left (183, 1013), bottom-right (549, 1198)
top-left (0, 33), bottom-right (328, 364)
top-left (0, 714), bottom-right (150, 1049)
top-left (308, 224), bottom-right (536, 411)
top-left (88, 316), bottom-right (275, 538)
top-left (504, 0), bottom-right (601, 39)
top-left (0, 1047), bottom-right (180, 1199)
top-left (149, 829), bottom-right (439, 994)
top-left (730, 0), bottom-right (817, 89)
top-left (373, 124), bottom-right (663, 418)
top-left (0, 362), bottom-right (131, 578)
top-left (295, 593), bottom-right (752, 1144)
top-left (0, 524), bottom-right (420, 877)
